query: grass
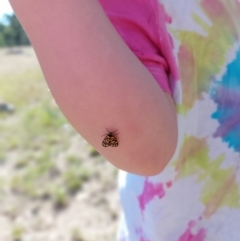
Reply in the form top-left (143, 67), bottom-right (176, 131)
top-left (71, 228), bottom-right (84, 241)
top-left (0, 70), bottom-right (46, 109)
top-left (0, 47), bottom-right (95, 205)
top-left (88, 145), bottom-right (100, 157)
top-left (51, 186), bottom-right (69, 210)
top-left (11, 224), bottom-right (24, 241)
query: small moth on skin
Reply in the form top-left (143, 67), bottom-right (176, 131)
top-left (102, 129), bottom-right (119, 147)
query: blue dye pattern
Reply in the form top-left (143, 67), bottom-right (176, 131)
top-left (210, 47), bottom-right (240, 152)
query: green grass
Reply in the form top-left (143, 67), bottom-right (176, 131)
top-left (71, 228), bottom-right (84, 241)
top-left (51, 186), bottom-right (69, 210)
top-left (0, 47), bottom-right (95, 207)
top-left (11, 224), bottom-right (24, 241)
top-left (0, 70), bottom-right (45, 108)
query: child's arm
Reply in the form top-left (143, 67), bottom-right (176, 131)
top-left (9, 0), bottom-right (178, 176)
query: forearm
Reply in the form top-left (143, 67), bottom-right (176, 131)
top-left (9, 0), bottom-right (178, 175)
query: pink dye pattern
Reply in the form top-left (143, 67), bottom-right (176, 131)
top-left (140, 237), bottom-right (151, 241)
top-left (136, 227), bottom-right (151, 241)
top-left (138, 178), bottom-right (165, 211)
top-left (166, 180), bottom-right (172, 188)
top-left (237, 0), bottom-right (240, 11)
top-left (176, 220), bottom-right (206, 241)
top-left (202, 0), bottom-right (225, 17)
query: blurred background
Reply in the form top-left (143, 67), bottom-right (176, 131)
top-left (0, 1), bottom-right (120, 240)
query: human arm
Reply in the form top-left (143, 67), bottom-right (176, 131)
top-left (9, 0), bottom-right (178, 176)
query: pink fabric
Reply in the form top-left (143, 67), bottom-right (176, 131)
top-left (98, 0), bottom-right (178, 96)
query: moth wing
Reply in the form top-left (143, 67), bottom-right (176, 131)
top-left (102, 134), bottom-right (118, 147)
top-left (109, 136), bottom-right (118, 147)
top-left (102, 135), bottom-right (111, 147)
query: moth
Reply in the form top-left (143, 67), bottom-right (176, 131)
top-left (102, 129), bottom-right (119, 147)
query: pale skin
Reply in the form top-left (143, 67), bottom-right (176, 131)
top-left (9, 0), bottom-right (178, 176)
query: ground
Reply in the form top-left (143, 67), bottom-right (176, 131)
top-left (0, 46), bottom-right (121, 241)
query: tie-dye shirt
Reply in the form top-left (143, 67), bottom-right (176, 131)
top-left (101, 0), bottom-right (240, 240)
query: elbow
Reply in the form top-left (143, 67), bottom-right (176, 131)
top-left (120, 127), bottom-right (178, 176)
top-left (134, 143), bottom-right (177, 176)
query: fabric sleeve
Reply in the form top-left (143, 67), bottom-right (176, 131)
top-left (98, 0), bottom-right (173, 96)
